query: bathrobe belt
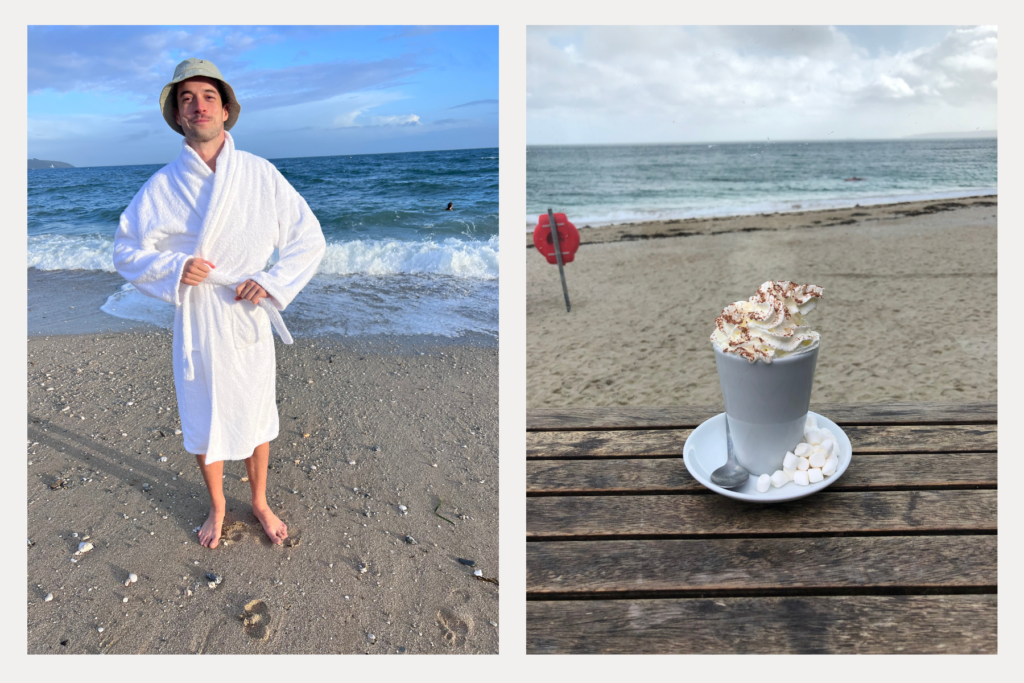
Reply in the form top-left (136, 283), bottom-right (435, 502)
top-left (180, 269), bottom-right (293, 381)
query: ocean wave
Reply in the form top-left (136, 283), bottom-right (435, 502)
top-left (28, 234), bottom-right (118, 272)
top-left (28, 233), bottom-right (499, 279)
top-left (311, 237), bottom-right (498, 279)
top-left (525, 187), bottom-right (998, 228)
top-left (100, 277), bottom-right (498, 338)
top-left (100, 283), bottom-right (174, 328)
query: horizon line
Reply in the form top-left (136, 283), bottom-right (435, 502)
top-left (30, 144), bottom-right (499, 170)
top-left (525, 133), bottom-right (997, 147)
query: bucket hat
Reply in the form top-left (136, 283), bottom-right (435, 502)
top-left (159, 58), bottom-right (240, 135)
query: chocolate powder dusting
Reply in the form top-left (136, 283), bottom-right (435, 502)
top-left (710, 280), bottom-right (824, 363)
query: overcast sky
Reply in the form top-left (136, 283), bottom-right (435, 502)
top-left (28, 25), bottom-right (498, 167)
top-left (527, 25), bottom-right (997, 145)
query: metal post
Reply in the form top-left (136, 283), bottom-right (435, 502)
top-left (547, 208), bottom-right (571, 312)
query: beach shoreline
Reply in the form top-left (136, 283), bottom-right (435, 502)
top-left (524, 189), bottom-right (997, 231)
top-left (27, 330), bottom-right (498, 654)
top-left (526, 196), bottom-right (997, 408)
top-left (525, 194), bottom-right (997, 246)
top-left (27, 269), bottom-right (499, 352)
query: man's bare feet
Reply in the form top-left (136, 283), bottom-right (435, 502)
top-left (253, 504), bottom-right (288, 545)
top-left (198, 506), bottom-right (225, 548)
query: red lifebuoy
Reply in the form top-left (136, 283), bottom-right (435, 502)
top-left (533, 213), bottom-right (580, 264)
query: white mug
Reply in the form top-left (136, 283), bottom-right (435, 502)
top-left (713, 344), bottom-right (818, 476)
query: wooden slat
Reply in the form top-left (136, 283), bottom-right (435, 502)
top-left (527, 536), bottom-right (997, 593)
top-left (526, 595), bottom-right (997, 654)
top-left (843, 425), bottom-right (996, 453)
top-left (527, 402), bottom-right (997, 431)
top-left (529, 406), bottom-right (721, 431)
top-left (527, 424), bottom-right (996, 459)
top-left (526, 490), bottom-right (997, 538)
top-left (527, 453), bottom-right (998, 494)
top-left (527, 429), bottom-right (690, 458)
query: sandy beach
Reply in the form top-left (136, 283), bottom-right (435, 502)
top-left (27, 326), bottom-right (498, 654)
top-left (527, 196), bottom-right (997, 408)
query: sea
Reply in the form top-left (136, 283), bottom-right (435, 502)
top-left (526, 138), bottom-right (996, 228)
top-left (28, 147), bottom-right (499, 341)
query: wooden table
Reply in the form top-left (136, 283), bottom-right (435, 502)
top-left (526, 403), bottom-right (997, 654)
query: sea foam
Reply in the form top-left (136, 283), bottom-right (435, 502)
top-left (29, 234), bottom-right (499, 280)
top-left (315, 236), bottom-right (498, 279)
top-left (28, 234), bottom-right (118, 272)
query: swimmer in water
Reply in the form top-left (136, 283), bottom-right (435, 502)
top-left (446, 202), bottom-right (454, 211)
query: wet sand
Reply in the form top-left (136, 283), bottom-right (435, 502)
top-left (27, 331), bottom-right (498, 654)
top-left (527, 196), bottom-right (997, 408)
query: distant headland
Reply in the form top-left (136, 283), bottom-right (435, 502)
top-left (28, 158), bottom-right (74, 169)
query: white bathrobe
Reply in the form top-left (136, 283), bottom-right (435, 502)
top-left (113, 132), bottom-right (326, 464)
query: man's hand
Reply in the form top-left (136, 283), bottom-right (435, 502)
top-left (181, 258), bottom-right (215, 286)
top-left (235, 279), bottom-right (269, 305)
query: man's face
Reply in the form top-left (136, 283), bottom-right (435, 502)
top-left (174, 76), bottom-right (229, 143)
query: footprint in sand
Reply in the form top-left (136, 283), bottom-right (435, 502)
top-left (219, 520), bottom-right (250, 546)
top-left (436, 608), bottom-right (471, 648)
top-left (241, 600), bottom-right (272, 641)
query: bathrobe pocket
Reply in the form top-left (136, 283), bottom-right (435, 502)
top-left (233, 302), bottom-right (269, 349)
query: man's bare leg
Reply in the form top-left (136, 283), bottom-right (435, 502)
top-left (245, 441), bottom-right (288, 545)
top-left (195, 455), bottom-right (225, 548)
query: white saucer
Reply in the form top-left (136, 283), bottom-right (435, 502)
top-left (682, 412), bottom-right (852, 503)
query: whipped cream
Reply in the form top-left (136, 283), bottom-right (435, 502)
top-left (711, 280), bottom-right (824, 363)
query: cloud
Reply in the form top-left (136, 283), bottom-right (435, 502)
top-left (28, 25), bottom-right (498, 165)
top-left (326, 90), bottom-right (411, 128)
top-left (27, 25), bottom-right (392, 110)
top-left (368, 114), bottom-right (420, 126)
top-left (447, 99), bottom-right (498, 109)
top-left (527, 25), bottom-right (997, 142)
top-left (28, 26), bottom-right (269, 101)
top-left (236, 57), bottom-right (426, 112)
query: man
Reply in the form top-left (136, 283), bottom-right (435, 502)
top-left (114, 59), bottom-right (326, 549)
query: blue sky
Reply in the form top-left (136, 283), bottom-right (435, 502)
top-left (528, 26), bottom-right (997, 144)
top-left (28, 25), bottom-right (498, 167)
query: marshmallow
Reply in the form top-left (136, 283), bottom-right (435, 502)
top-left (805, 414), bottom-right (818, 430)
top-left (756, 474), bottom-right (771, 493)
top-left (797, 457), bottom-right (810, 471)
top-left (820, 428), bottom-right (835, 442)
top-left (822, 457), bottom-right (838, 476)
top-left (783, 467), bottom-right (796, 481)
top-left (821, 439), bottom-right (837, 457)
top-left (783, 452), bottom-right (798, 470)
top-left (795, 443), bottom-right (812, 457)
top-left (808, 468), bottom-right (824, 483)
top-left (793, 470), bottom-right (809, 486)
top-left (804, 429), bottom-right (823, 445)
top-left (770, 470), bottom-right (788, 488)
top-left (809, 452), bottom-right (826, 468)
